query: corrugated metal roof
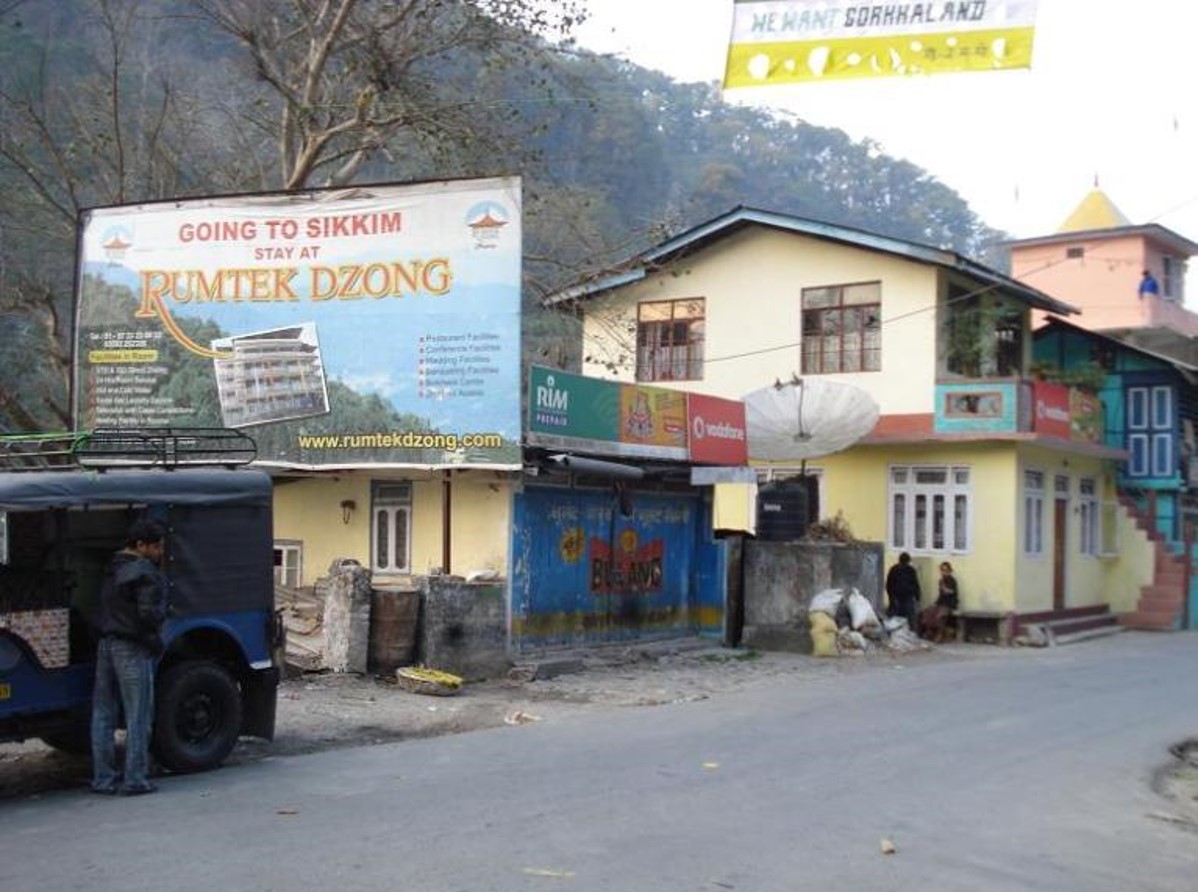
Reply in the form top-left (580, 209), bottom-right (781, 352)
top-left (1035, 316), bottom-right (1198, 375)
top-left (546, 206), bottom-right (1078, 316)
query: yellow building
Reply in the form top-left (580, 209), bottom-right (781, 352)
top-left (548, 207), bottom-right (1152, 638)
top-left (270, 470), bottom-right (516, 589)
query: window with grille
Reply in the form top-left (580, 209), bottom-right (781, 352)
top-left (801, 282), bottom-right (881, 374)
top-left (635, 299), bottom-right (705, 382)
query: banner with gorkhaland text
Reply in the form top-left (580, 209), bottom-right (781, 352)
top-left (724, 0), bottom-right (1038, 87)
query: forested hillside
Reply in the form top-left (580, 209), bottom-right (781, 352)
top-left (0, 1), bottom-right (1004, 430)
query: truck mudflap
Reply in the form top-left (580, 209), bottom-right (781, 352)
top-left (241, 666), bottom-right (279, 741)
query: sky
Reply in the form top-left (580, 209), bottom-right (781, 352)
top-left (574, 1), bottom-right (1198, 265)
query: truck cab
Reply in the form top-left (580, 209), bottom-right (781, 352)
top-left (0, 430), bottom-right (280, 773)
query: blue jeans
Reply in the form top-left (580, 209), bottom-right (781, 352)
top-left (90, 637), bottom-right (156, 791)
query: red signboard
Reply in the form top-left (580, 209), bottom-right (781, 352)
top-left (687, 393), bottom-right (748, 464)
top-left (1033, 381), bottom-right (1072, 439)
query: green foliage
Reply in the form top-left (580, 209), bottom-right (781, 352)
top-left (0, 1), bottom-right (1007, 427)
top-left (1028, 360), bottom-right (1108, 394)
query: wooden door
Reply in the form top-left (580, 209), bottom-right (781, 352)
top-left (1053, 476), bottom-right (1068, 610)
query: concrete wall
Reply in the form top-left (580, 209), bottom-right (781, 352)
top-left (273, 476), bottom-right (371, 587)
top-left (742, 540), bottom-right (884, 653)
top-left (1013, 445), bottom-right (1113, 613)
top-left (1102, 502), bottom-right (1155, 613)
top-left (817, 442), bottom-right (1018, 614)
top-left (416, 577), bottom-right (509, 680)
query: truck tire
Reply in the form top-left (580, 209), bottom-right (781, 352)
top-left (152, 660), bottom-right (242, 773)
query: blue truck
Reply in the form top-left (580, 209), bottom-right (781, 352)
top-left (0, 431), bottom-right (280, 773)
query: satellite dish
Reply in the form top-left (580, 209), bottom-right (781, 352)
top-left (743, 376), bottom-right (879, 461)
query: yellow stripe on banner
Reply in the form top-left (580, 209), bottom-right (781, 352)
top-left (87, 349), bottom-right (160, 363)
top-left (724, 27), bottom-right (1035, 87)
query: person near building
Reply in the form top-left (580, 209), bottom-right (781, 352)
top-left (1138, 270), bottom-right (1160, 299)
top-left (90, 519), bottom-right (169, 796)
top-left (919, 561), bottom-right (960, 642)
top-left (884, 551), bottom-right (921, 631)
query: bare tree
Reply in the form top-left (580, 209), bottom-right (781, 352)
top-left (190, 0), bottom-right (587, 189)
top-left (0, 0), bottom-right (207, 428)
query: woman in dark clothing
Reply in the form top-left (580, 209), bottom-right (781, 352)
top-left (884, 552), bottom-right (921, 631)
top-left (919, 561), bottom-right (959, 642)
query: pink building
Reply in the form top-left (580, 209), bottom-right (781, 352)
top-left (1011, 189), bottom-right (1198, 342)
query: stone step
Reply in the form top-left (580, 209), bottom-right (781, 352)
top-left (1153, 574), bottom-right (1187, 589)
top-left (1050, 624), bottom-right (1125, 646)
top-left (1121, 610), bottom-right (1180, 631)
top-left (1139, 591), bottom-right (1183, 610)
top-left (1022, 613), bottom-right (1122, 646)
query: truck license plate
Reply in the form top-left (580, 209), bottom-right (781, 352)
top-left (0, 683), bottom-right (10, 700)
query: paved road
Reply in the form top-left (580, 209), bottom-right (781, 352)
top-left (1, 633), bottom-right (1195, 891)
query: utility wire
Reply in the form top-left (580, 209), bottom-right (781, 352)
top-left (701, 248), bottom-right (1096, 366)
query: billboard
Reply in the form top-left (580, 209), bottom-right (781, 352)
top-left (73, 178), bottom-right (522, 469)
top-left (724, 0), bottom-right (1038, 87)
top-left (527, 366), bottom-right (747, 464)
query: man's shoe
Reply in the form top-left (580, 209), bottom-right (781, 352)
top-left (90, 785), bottom-right (119, 796)
top-left (119, 783), bottom-right (157, 796)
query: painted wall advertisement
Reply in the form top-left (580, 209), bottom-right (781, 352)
top-left (1032, 381), bottom-right (1072, 439)
top-left (725, 0), bottom-right (1038, 87)
top-left (527, 366), bottom-right (747, 464)
top-left (73, 177), bottom-right (522, 469)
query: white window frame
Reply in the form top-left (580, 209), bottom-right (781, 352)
top-left (372, 482), bottom-right (412, 574)
top-left (1024, 470), bottom-right (1045, 556)
top-left (1078, 478), bottom-right (1099, 556)
top-left (888, 465), bottom-right (972, 555)
top-left (1163, 255), bottom-right (1179, 299)
top-left (273, 540), bottom-right (303, 588)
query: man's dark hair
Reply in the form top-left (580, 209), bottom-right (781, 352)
top-left (898, 551), bottom-right (912, 564)
top-left (127, 519), bottom-right (166, 547)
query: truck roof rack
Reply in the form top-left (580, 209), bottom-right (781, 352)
top-left (0, 431), bottom-right (88, 468)
top-left (0, 427), bottom-right (257, 470)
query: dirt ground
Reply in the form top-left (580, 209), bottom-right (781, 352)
top-left (3, 639), bottom-right (1197, 828)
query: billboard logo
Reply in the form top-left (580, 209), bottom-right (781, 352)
top-left (536, 375), bottom-right (568, 411)
top-left (466, 201), bottom-right (510, 249)
top-left (692, 416), bottom-right (746, 442)
top-left (101, 227), bottom-right (134, 263)
top-left (534, 374), bottom-right (570, 428)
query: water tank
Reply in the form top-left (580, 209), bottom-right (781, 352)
top-left (756, 476), bottom-right (820, 541)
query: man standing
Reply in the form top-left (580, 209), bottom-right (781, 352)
top-left (90, 519), bottom-right (168, 796)
top-left (1138, 270), bottom-right (1161, 299)
top-left (884, 551), bottom-right (921, 632)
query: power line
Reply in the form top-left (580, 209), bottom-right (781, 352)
top-left (701, 249), bottom-right (1098, 366)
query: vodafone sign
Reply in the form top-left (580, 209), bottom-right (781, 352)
top-left (688, 393), bottom-right (748, 464)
